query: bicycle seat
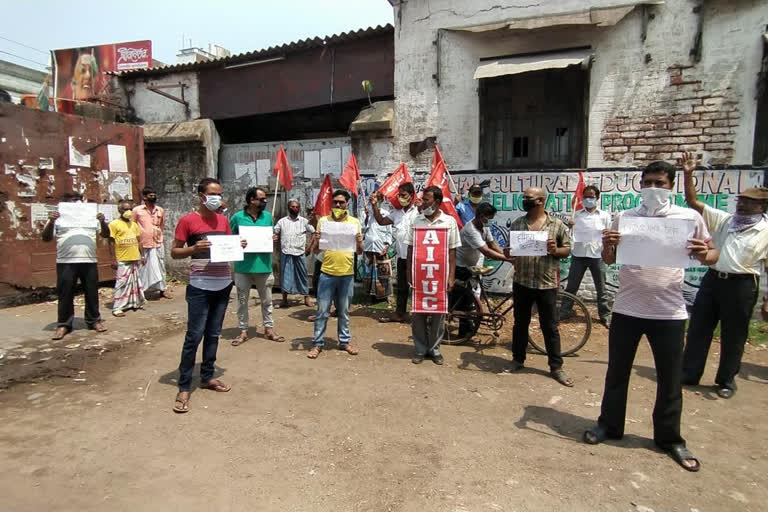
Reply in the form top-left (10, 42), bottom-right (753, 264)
top-left (470, 265), bottom-right (494, 276)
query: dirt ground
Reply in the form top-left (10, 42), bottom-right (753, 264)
top-left (0, 291), bottom-right (767, 512)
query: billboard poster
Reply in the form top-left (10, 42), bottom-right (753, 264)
top-left (52, 40), bottom-right (151, 112)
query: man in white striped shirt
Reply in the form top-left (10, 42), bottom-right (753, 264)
top-left (274, 199), bottom-right (315, 308)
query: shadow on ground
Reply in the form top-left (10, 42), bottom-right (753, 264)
top-left (158, 363), bottom-right (227, 392)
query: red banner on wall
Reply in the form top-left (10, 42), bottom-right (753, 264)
top-left (411, 226), bottom-right (449, 314)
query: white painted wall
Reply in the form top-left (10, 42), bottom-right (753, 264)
top-left (392, 0), bottom-right (768, 170)
top-left (119, 71), bottom-right (201, 124)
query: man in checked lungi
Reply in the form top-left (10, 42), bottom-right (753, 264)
top-left (274, 199), bottom-right (315, 308)
top-left (109, 200), bottom-right (146, 317)
top-left (132, 187), bottom-right (172, 299)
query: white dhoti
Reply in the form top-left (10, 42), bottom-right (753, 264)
top-left (139, 247), bottom-right (166, 291)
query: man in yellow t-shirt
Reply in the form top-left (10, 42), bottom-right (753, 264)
top-left (108, 200), bottom-right (146, 317)
top-left (307, 189), bottom-right (363, 359)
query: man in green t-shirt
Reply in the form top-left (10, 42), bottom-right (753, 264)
top-left (229, 187), bottom-right (284, 345)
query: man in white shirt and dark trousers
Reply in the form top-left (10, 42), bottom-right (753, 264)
top-left (680, 152), bottom-right (768, 399)
top-left (560, 185), bottom-right (613, 328)
top-left (452, 202), bottom-right (512, 338)
top-left (584, 161), bottom-right (719, 472)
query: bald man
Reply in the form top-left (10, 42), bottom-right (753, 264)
top-left (505, 187), bottom-right (574, 386)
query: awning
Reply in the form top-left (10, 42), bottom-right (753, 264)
top-left (473, 48), bottom-right (593, 80)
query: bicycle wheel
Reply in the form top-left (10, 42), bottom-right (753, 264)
top-left (444, 282), bottom-right (482, 345)
top-left (528, 290), bottom-right (592, 356)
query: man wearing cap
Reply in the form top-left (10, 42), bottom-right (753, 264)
top-left (680, 152), bottom-right (768, 399)
top-left (455, 184), bottom-right (484, 225)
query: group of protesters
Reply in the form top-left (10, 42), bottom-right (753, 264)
top-left (42, 151), bottom-right (767, 473)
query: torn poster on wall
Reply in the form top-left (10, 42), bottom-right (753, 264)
top-left (107, 174), bottom-right (132, 201)
top-left (68, 136), bottom-right (91, 167)
top-left (30, 203), bottom-right (58, 227)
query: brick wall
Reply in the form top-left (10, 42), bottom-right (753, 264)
top-left (600, 66), bottom-right (741, 167)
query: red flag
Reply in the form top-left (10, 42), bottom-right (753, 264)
top-left (339, 153), bottom-right (360, 195)
top-left (425, 146), bottom-right (463, 228)
top-left (273, 145), bottom-right (294, 191)
top-left (314, 174), bottom-right (333, 217)
top-left (378, 163), bottom-right (412, 209)
top-left (571, 171), bottom-right (586, 212)
top-left (411, 226), bottom-right (449, 314)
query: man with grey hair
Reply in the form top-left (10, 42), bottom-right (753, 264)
top-left (274, 198), bottom-right (314, 308)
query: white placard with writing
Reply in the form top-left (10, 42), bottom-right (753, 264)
top-left (208, 235), bottom-right (244, 263)
top-left (58, 202), bottom-right (98, 228)
top-left (30, 203), bottom-right (58, 226)
top-left (572, 215), bottom-right (604, 243)
top-left (239, 226), bottom-right (274, 253)
top-left (107, 144), bottom-right (128, 172)
top-left (617, 216), bottom-right (694, 268)
top-left (507, 230), bottom-right (548, 256)
top-left (319, 221), bottom-right (357, 252)
top-left (98, 204), bottom-right (119, 223)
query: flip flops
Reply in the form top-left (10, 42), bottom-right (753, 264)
top-left (173, 392), bottom-right (190, 413)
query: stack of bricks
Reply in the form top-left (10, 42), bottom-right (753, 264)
top-left (601, 65), bottom-right (740, 166)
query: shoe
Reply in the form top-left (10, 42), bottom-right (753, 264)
top-left (412, 354), bottom-right (425, 364)
top-left (716, 387), bottom-right (734, 399)
top-left (503, 360), bottom-right (525, 373)
top-left (432, 354), bottom-right (444, 365)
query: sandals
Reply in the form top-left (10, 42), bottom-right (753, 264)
top-left (173, 392), bottom-right (190, 413)
top-left (307, 346), bottom-right (322, 359)
top-left (91, 322), bottom-right (107, 332)
top-left (112, 310), bottom-right (125, 317)
top-left (340, 344), bottom-right (359, 355)
top-left (232, 332), bottom-right (248, 346)
top-left (52, 327), bottom-right (70, 341)
top-left (667, 445), bottom-right (701, 472)
top-left (264, 330), bottom-right (285, 343)
top-left (200, 379), bottom-right (231, 392)
top-left (551, 368), bottom-right (574, 387)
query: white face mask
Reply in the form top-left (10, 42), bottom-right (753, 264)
top-left (640, 187), bottom-right (670, 212)
top-left (203, 194), bottom-right (223, 211)
top-left (582, 198), bottom-right (597, 209)
top-left (422, 205), bottom-right (437, 216)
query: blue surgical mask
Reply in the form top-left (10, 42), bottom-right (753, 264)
top-left (582, 198), bottom-right (597, 209)
top-left (203, 194), bottom-right (223, 211)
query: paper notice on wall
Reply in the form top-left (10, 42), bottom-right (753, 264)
top-left (256, 159), bottom-right (271, 185)
top-left (68, 137), bottom-right (91, 167)
top-left (320, 148), bottom-right (341, 177)
top-left (107, 144), bottom-right (128, 173)
top-left (98, 204), bottom-right (119, 223)
top-left (304, 150), bottom-right (320, 179)
top-left (58, 202), bottom-right (98, 228)
top-left (30, 203), bottom-right (58, 227)
top-left (16, 173), bottom-right (37, 197)
top-left (108, 174), bottom-right (132, 200)
top-left (507, 231), bottom-right (548, 256)
top-left (617, 216), bottom-right (694, 268)
top-left (234, 162), bottom-right (254, 180)
top-left (38, 157), bottom-right (54, 170)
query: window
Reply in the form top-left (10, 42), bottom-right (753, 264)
top-left (479, 67), bottom-right (587, 169)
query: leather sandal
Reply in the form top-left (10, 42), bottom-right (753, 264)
top-left (307, 346), bottom-right (322, 359)
top-left (200, 379), bottom-right (231, 392)
top-left (340, 344), bottom-right (359, 355)
top-left (173, 392), bottom-right (190, 413)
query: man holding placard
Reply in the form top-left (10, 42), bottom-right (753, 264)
top-left (584, 161), bottom-right (718, 472)
top-left (505, 188), bottom-right (573, 387)
top-left (171, 178), bottom-right (247, 413)
top-left (43, 192), bottom-right (110, 340)
top-left (560, 185), bottom-right (613, 328)
top-left (680, 152), bottom-right (768, 399)
top-left (230, 187), bottom-right (284, 346)
top-left (274, 199), bottom-right (314, 309)
top-left (406, 186), bottom-right (461, 365)
top-left (308, 190), bottom-right (363, 359)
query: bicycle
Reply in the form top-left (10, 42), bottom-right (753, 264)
top-left (444, 266), bottom-right (592, 356)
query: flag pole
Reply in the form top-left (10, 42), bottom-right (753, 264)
top-left (272, 166), bottom-right (281, 218)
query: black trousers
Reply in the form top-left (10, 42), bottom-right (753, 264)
top-left (560, 256), bottom-right (611, 321)
top-left (450, 266), bottom-right (475, 335)
top-left (56, 262), bottom-right (101, 330)
top-left (682, 270), bottom-right (759, 390)
top-left (598, 312), bottom-right (686, 450)
top-left (311, 259), bottom-right (322, 297)
top-left (511, 283), bottom-right (563, 369)
top-left (395, 257), bottom-right (408, 317)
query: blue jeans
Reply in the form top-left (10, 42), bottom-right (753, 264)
top-left (312, 272), bottom-right (353, 347)
top-left (178, 283), bottom-right (233, 391)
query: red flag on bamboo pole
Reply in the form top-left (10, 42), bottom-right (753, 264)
top-left (425, 146), bottom-right (463, 228)
top-left (378, 163), bottom-right (412, 209)
top-left (339, 153), bottom-right (361, 195)
top-left (273, 145), bottom-right (294, 191)
top-left (571, 171), bottom-right (586, 212)
top-left (314, 174), bottom-right (333, 217)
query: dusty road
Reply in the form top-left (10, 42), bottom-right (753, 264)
top-left (1, 292), bottom-right (767, 512)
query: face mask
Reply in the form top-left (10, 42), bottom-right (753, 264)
top-left (255, 199), bottom-right (266, 211)
top-left (469, 195), bottom-right (482, 204)
top-left (331, 208), bottom-right (346, 218)
top-left (422, 205), bottom-right (437, 216)
top-left (522, 199), bottom-right (538, 212)
top-left (729, 213), bottom-right (764, 232)
top-left (289, 208), bottom-right (300, 217)
top-left (640, 187), bottom-right (670, 211)
top-left (398, 196), bottom-right (411, 207)
top-left (145, 197), bottom-right (157, 204)
top-left (582, 198), bottom-right (597, 209)
top-left (203, 194), bottom-right (222, 211)
top-left (122, 211), bottom-right (132, 220)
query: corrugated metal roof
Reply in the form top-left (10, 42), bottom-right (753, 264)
top-left (112, 24), bottom-right (394, 78)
